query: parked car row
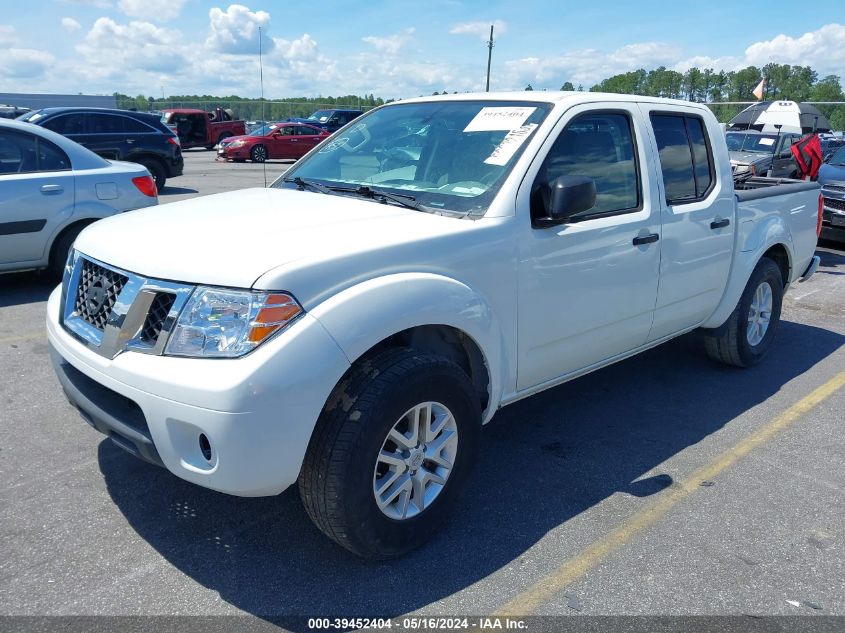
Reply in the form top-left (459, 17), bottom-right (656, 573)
top-left (18, 107), bottom-right (183, 191)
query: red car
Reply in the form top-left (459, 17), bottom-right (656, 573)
top-left (217, 122), bottom-right (330, 162)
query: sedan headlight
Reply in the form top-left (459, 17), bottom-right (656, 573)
top-left (228, 140), bottom-right (246, 148)
top-left (165, 287), bottom-right (302, 358)
top-left (733, 164), bottom-right (751, 174)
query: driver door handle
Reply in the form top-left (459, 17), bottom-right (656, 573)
top-left (632, 233), bottom-right (659, 246)
top-left (710, 218), bottom-right (730, 229)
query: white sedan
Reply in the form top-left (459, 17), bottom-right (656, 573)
top-left (0, 119), bottom-right (158, 276)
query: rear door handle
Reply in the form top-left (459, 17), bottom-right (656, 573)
top-left (40, 184), bottom-right (64, 195)
top-left (633, 233), bottom-right (659, 246)
top-left (710, 218), bottom-right (730, 229)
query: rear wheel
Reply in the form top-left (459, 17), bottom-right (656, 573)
top-left (250, 144), bottom-right (267, 163)
top-left (704, 257), bottom-right (784, 367)
top-left (298, 349), bottom-right (481, 559)
top-left (136, 158), bottom-right (166, 192)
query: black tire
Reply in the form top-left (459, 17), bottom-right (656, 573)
top-left (49, 223), bottom-right (89, 279)
top-left (137, 158), bottom-right (166, 192)
top-left (703, 257), bottom-right (784, 367)
top-left (298, 348), bottom-right (482, 559)
top-left (250, 144), bottom-right (267, 163)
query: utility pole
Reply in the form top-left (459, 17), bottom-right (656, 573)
top-left (485, 24), bottom-right (494, 92)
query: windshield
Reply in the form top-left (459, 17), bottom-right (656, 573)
top-left (726, 132), bottom-right (778, 153)
top-left (16, 110), bottom-right (43, 122)
top-left (249, 124), bottom-right (279, 136)
top-left (307, 110), bottom-right (333, 123)
top-left (828, 147), bottom-right (845, 165)
top-left (275, 100), bottom-right (552, 215)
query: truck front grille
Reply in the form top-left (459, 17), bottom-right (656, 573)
top-left (74, 259), bottom-right (128, 330)
top-left (824, 197), bottom-right (845, 212)
top-left (61, 254), bottom-right (195, 359)
top-left (140, 293), bottom-right (176, 344)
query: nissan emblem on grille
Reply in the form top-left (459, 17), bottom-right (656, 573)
top-left (84, 276), bottom-right (109, 316)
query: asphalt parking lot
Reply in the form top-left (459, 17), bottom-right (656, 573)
top-left (1, 150), bottom-right (844, 626)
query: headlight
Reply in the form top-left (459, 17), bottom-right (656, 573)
top-left (733, 164), bottom-right (750, 174)
top-left (228, 140), bottom-right (246, 148)
top-left (165, 287), bottom-right (302, 358)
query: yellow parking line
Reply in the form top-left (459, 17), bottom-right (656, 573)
top-left (0, 332), bottom-right (44, 345)
top-left (495, 371), bottom-right (845, 617)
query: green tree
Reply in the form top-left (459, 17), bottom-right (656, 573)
top-left (524, 84), bottom-right (534, 91)
top-left (560, 81), bottom-right (575, 91)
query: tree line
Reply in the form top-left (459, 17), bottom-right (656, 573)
top-left (114, 93), bottom-right (386, 121)
top-left (581, 63), bottom-right (845, 128)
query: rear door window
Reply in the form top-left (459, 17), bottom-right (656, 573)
top-left (87, 114), bottom-right (123, 134)
top-left (43, 113), bottom-right (86, 135)
top-left (650, 113), bottom-right (714, 204)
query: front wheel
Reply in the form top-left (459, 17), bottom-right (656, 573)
top-left (298, 349), bottom-right (481, 559)
top-left (703, 257), bottom-right (784, 367)
top-left (250, 144), bottom-right (267, 163)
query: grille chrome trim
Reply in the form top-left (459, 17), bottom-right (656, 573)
top-left (61, 252), bottom-right (195, 359)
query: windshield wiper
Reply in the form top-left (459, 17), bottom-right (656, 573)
top-left (285, 177), bottom-right (333, 194)
top-left (345, 185), bottom-right (421, 209)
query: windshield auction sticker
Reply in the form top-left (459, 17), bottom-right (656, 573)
top-left (464, 107), bottom-right (536, 132)
top-left (484, 123), bottom-right (538, 165)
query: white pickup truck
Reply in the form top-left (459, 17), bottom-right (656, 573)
top-left (47, 92), bottom-right (822, 558)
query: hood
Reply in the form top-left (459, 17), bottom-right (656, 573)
top-left (220, 134), bottom-right (253, 144)
top-left (73, 187), bottom-right (472, 289)
top-left (819, 162), bottom-right (845, 186)
top-left (729, 151), bottom-right (769, 166)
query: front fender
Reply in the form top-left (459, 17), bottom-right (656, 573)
top-left (701, 213), bottom-right (793, 329)
top-left (308, 273), bottom-right (507, 422)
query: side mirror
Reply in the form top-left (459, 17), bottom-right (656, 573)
top-left (534, 175), bottom-right (597, 228)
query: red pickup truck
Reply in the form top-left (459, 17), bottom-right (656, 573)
top-left (160, 108), bottom-right (246, 150)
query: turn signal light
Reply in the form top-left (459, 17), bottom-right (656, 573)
top-left (132, 175), bottom-right (157, 198)
top-left (247, 294), bottom-right (302, 343)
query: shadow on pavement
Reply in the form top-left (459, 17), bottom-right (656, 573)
top-left (159, 186), bottom-right (199, 196)
top-left (98, 320), bottom-right (844, 625)
top-left (0, 270), bottom-right (56, 308)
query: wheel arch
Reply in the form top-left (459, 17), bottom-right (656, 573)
top-left (307, 273), bottom-right (507, 422)
top-left (701, 239), bottom-right (794, 330)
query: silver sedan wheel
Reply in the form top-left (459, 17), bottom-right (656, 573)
top-left (373, 401), bottom-right (458, 521)
top-left (747, 281), bottom-right (773, 346)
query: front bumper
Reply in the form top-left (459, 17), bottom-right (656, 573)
top-left (46, 286), bottom-right (350, 497)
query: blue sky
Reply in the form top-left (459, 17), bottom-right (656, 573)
top-left (1, 0), bottom-right (844, 99)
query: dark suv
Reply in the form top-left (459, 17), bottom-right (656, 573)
top-left (18, 107), bottom-right (183, 191)
top-left (288, 109), bottom-right (363, 133)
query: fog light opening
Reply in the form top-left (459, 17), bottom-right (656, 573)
top-left (199, 434), bottom-right (212, 462)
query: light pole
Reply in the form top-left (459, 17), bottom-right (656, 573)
top-left (485, 25), bottom-right (495, 92)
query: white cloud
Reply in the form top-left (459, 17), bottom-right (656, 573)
top-left (77, 17), bottom-right (185, 73)
top-left (1, 48), bottom-right (56, 79)
top-left (206, 4), bottom-right (272, 54)
top-left (0, 24), bottom-right (18, 46)
top-left (61, 17), bottom-right (82, 32)
top-left (743, 23), bottom-right (845, 74)
top-left (450, 20), bottom-right (506, 41)
top-left (501, 41), bottom-right (681, 91)
top-left (118, 0), bottom-right (187, 21)
top-left (362, 27), bottom-right (415, 56)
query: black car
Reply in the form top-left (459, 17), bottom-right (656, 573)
top-left (18, 107), bottom-right (182, 191)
